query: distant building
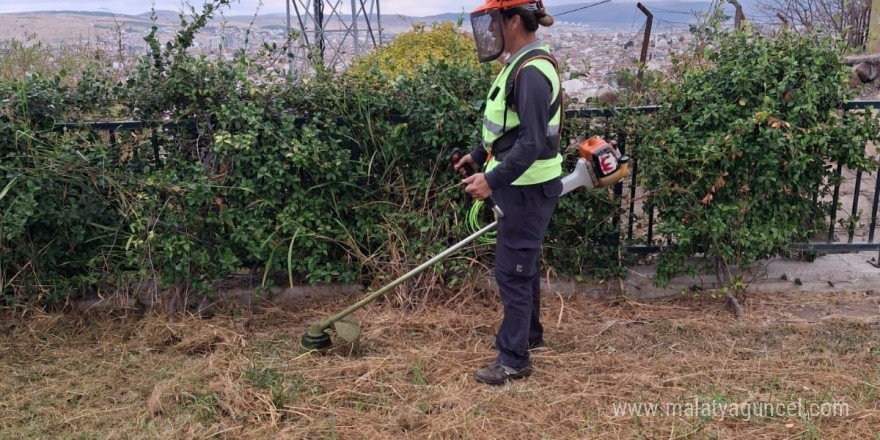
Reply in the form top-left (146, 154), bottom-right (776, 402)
top-left (563, 78), bottom-right (587, 95)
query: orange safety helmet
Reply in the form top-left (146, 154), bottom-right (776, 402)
top-left (470, 0), bottom-right (544, 62)
top-left (472, 0), bottom-right (544, 14)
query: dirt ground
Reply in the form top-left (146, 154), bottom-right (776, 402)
top-left (1, 288), bottom-right (879, 440)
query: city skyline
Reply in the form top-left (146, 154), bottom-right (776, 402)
top-left (0, 0), bottom-right (668, 18)
top-left (2, 0), bottom-right (479, 17)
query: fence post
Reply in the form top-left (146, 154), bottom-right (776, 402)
top-left (730, 0), bottom-right (746, 30)
top-left (636, 3), bottom-right (653, 95)
top-left (868, 0), bottom-right (880, 53)
top-left (151, 129), bottom-right (162, 168)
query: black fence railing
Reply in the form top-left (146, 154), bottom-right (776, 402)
top-left (595, 101), bottom-right (880, 264)
top-left (55, 101), bottom-right (880, 265)
top-left (55, 120), bottom-right (172, 168)
top-left (563, 106), bottom-right (661, 254)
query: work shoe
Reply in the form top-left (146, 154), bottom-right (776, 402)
top-left (474, 363), bottom-right (532, 386)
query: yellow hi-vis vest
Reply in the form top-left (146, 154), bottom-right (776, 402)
top-left (481, 44), bottom-right (563, 186)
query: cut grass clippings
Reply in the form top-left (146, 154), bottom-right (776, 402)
top-left (1, 289), bottom-right (879, 439)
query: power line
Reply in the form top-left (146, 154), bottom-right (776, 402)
top-left (629, 8), bottom-right (641, 34)
top-left (556, 0), bottom-right (613, 17)
top-left (650, 7), bottom-right (695, 15)
top-left (656, 18), bottom-right (696, 26)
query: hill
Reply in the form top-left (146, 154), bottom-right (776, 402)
top-left (419, 0), bottom-right (764, 25)
top-left (0, 1), bottom-right (771, 46)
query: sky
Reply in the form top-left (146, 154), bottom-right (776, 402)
top-left (0, 0), bottom-right (477, 17)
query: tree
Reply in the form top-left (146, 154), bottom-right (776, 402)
top-left (756, 0), bottom-right (871, 50)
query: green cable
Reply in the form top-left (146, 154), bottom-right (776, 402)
top-left (467, 200), bottom-right (497, 244)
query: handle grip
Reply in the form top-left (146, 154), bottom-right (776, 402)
top-left (450, 148), bottom-right (498, 212)
top-left (450, 148), bottom-right (474, 177)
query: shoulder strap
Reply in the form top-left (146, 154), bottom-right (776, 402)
top-left (504, 48), bottom-right (560, 114)
top-left (492, 50), bottom-right (565, 162)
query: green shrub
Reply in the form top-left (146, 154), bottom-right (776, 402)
top-left (0, 73), bottom-right (126, 303)
top-left (640, 24), bottom-right (880, 286)
top-left (348, 21), bottom-right (480, 80)
top-left (1, 1), bottom-right (497, 303)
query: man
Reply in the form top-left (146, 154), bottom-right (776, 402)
top-left (454, 0), bottom-right (563, 386)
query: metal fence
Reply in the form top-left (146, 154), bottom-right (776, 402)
top-left (56, 101), bottom-right (880, 264)
top-left (577, 101), bottom-right (880, 265)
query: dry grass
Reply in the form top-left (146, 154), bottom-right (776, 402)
top-left (1, 288), bottom-right (879, 439)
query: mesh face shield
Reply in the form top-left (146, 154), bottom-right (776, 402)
top-left (470, 9), bottom-right (505, 63)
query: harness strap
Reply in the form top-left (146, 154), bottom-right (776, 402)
top-left (493, 49), bottom-right (563, 161)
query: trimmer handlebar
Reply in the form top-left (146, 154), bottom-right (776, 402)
top-left (450, 148), bottom-right (500, 216)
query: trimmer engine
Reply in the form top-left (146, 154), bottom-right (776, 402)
top-left (560, 135), bottom-right (630, 195)
top-left (578, 136), bottom-right (630, 188)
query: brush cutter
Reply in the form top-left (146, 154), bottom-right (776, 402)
top-left (300, 136), bottom-right (629, 351)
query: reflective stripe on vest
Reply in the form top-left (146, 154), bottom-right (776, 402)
top-left (481, 45), bottom-right (562, 186)
top-left (486, 152), bottom-right (562, 186)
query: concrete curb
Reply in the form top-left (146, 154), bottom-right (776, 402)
top-left (67, 252), bottom-right (880, 313)
top-left (536, 251), bottom-right (880, 301)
